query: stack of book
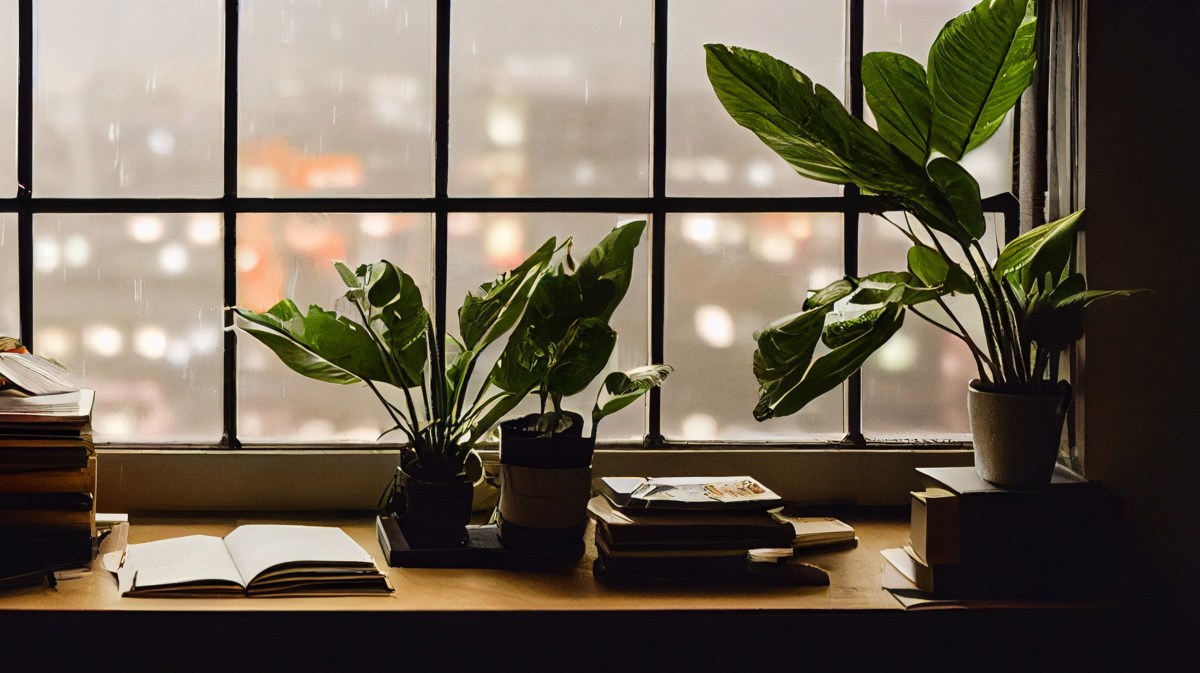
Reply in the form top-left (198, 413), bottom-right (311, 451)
top-left (881, 465), bottom-right (1122, 600)
top-left (589, 476), bottom-right (856, 581)
top-left (0, 389), bottom-right (97, 584)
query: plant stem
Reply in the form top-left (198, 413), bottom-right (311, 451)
top-left (913, 304), bottom-right (992, 383)
top-left (425, 321), bottom-right (447, 455)
top-left (961, 248), bottom-right (1015, 384)
top-left (363, 378), bottom-right (415, 444)
top-left (350, 292), bottom-right (426, 449)
top-left (971, 242), bottom-right (1027, 386)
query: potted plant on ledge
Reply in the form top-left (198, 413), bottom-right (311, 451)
top-left (231, 238), bottom-right (558, 548)
top-left (486, 219), bottom-right (671, 556)
top-left (705, 0), bottom-right (1141, 486)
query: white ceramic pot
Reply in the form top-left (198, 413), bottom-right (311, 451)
top-left (968, 379), bottom-right (1072, 488)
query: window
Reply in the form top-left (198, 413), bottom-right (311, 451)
top-left (7, 0), bottom-right (1018, 456)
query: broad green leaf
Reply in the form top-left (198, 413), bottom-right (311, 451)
top-left (706, 44), bottom-right (969, 242)
top-left (334, 261), bottom-right (360, 289)
top-left (592, 365), bottom-right (673, 429)
top-left (232, 301), bottom-right (394, 386)
top-left (545, 318), bottom-right (617, 398)
top-left (862, 52), bottom-right (932, 165)
top-left (926, 158), bottom-right (986, 240)
top-left (574, 219), bottom-right (646, 321)
top-left (928, 0), bottom-right (1037, 160)
top-left (458, 237), bottom-right (557, 350)
top-left (358, 261), bottom-right (429, 387)
top-left (848, 270), bottom-right (942, 307)
top-left (907, 245), bottom-right (951, 287)
top-left (755, 304), bottom-right (905, 420)
top-left (995, 210), bottom-right (1082, 292)
top-left (752, 278), bottom-right (854, 420)
top-left (824, 306), bottom-right (891, 349)
top-left (705, 45), bottom-right (932, 197)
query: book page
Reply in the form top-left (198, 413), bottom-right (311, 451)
top-left (223, 525), bottom-right (375, 586)
top-left (118, 534), bottom-right (243, 594)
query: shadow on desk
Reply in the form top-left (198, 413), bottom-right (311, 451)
top-left (2, 605), bottom-right (1150, 673)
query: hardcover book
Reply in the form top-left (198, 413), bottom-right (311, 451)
top-left (915, 466), bottom-right (1121, 562)
top-left (596, 476), bottom-right (781, 510)
top-left (587, 495), bottom-right (795, 549)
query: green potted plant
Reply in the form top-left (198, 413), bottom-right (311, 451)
top-left (487, 219), bottom-right (671, 555)
top-left (231, 239), bottom-right (559, 548)
top-left (705, 0), bottom-right (1140, 486)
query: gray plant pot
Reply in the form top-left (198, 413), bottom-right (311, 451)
top-left (968, 379), bottom-right (1072, 488)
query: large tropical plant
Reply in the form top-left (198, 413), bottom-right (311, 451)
top-left (230, 220), bottom-right (664, 482)
top-left (705, 0), bottom-right (1138, 421)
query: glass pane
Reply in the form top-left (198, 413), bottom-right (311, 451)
top-left (34, 0), bottom-right (224, 197)
top-left (239, 0), bottom-right (434, 197)
top-left (446, 213), bottom-right (650, 441)
top-left (864, 0), bottom-right (1014, 197)
top-left (0, 1), bottom-right (15, 196)
top-left (0, 214), bottom-right (16, 335)
top-left (667, 1), bottom-right (845, 198)
top-left (236, 212), bottom-right (432, 443)
top-left (32, 213), bottom-right (225, 442)
top-left (663, 213), bottom-right (844, 440)
top-left (449, 0), bottom-right (652, 197)
top-left (859, 212), bottom-right (1002, 439)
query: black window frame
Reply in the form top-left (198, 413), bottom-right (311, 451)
top-left (13, 0), bottom-right (1019, 451)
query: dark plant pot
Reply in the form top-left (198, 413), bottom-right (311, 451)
top-left (968, 379), bottom-right (1072, 488)
top-left (496, 413), bottom-right (594, 557)
top-left (498, 412), bottom-right (594, 469)
top-left (387, 472), bottom-right (474, 549)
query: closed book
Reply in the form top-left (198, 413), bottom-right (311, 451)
top-left (909, 488), bottom-right (960, 564)
top-left (0, 446), bottom-right (92, 473)
top-left (587, 496), bottom-right (795, 548)
top-left (0, 457), bottom-right (96, 493)
top-left (916, 466), bottom-right (1121, 562)
top-left (881, 546), bottom-right (1054, 598)
top-left (595, 535), bottom-right (754, 560)
top-left (594, 548), bottom-right (748, 579)
top-left (0, 492), bottom-right (93, 511)
top-left (595, 476), bottom-right (781, 511)
top-left (0, 508), bottom-right (92, 527)
top-left (0, 529), bottom-right (93, 576)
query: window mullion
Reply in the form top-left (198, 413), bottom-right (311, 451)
top-left (433, 0), bottom-right (452, 373)
top-left (221, 0), bottom-right (241, 449)
top-left (17, 0), bottom-right (33, 350)
top-left (844, 0), bottom-right (865, 445)
top-left (647, 0), bottom-right (669, 446)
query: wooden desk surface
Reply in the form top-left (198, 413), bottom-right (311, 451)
top-left (0, 511), bottom-right (907, 613)
top-left (0, 511), bottom-right (1136, 672)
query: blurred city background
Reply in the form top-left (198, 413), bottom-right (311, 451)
top-left (0, 0), bottom-right (1008, 445)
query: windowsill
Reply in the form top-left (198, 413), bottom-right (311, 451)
top-left (94, 447), bottom-right (977, 512)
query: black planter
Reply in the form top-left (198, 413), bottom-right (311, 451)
top-left (496, 412), bottom-right (594, 558)
top-left (387, 472), bottom-right (474, 549)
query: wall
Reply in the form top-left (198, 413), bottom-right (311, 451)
top-left (1082, 0), bottom-right (1200, 654)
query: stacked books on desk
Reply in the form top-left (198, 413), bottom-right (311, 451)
top-left (0, 389), bottom-right (97, 586)
top-left (881, 466), bottom-right (1121, 600)
top-left (589, 476), bottom-right (856, 581)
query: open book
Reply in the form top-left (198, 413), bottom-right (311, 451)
top-left (115, 525), bottom-right (393, 597)
top-left (0, 351), bottom-right (80, 396)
